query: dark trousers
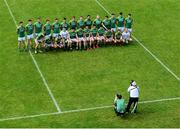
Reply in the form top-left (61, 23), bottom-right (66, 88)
top-left (126, 97), bottom-right (139, 113)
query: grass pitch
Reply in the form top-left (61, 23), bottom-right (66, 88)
top-left (0, 0), bottom-right (179, 127)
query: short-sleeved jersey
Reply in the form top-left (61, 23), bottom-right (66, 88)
top-left (117, 16), bottom-right (125, 27)
top-left (17, 26), bottom-right (25, 37)
top-left (98, 27), bottom-right (105, 36)
top-left (93, 19), bottom-right (102, 29)
top-left (44, 23), bottom-right (51, 35)
top-left (69, 20), bottom-right (77, 29)
top-left (61, 21), bottom-right (69, 30)
top-left (91, 28), bottom-right (97, 37)
top-left (77, 20), bottom-right (84, 29)
top-left (34, 22), bottom-right (43, 34)
top-left (76, 29), bottom-right (84, 38)
top-left (125, 17), bottom-right (133, 28)
top-left (69, 30), bottom-right (76, 39)
top-left (25, 24), bottom-right (34, 35)
top-left (52, 22), bottom-right (61, 33)
top-left (110, 17), bottom-right (117, 28)
top-left (104, 30), bottom-right (112, 38)
top-left (84, 19), bottom-right (92, 29)
top-left (83, 28), bottom-right (90, 37)
top-left (115, 31), bottom-right (121, 39)
top-left (103, 19), bottom-right (111, 29)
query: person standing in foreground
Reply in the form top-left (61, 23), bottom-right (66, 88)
top-left (126, 80), bottom-right (140, 113)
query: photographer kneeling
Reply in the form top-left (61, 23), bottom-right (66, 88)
top-left (114, 94), bottom-right (125, 116)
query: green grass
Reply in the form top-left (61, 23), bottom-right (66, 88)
top-left (0, 0), bottom-right (179, 127)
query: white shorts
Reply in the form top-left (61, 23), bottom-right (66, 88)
top-left (53, 33), bottom-right (59, 38)
top-left (18, 37), bottom-right (25, 42)
top-left (27, 34), bottom-right (34, 40)
top-left (35, 39), bottom-right (43, 45)
top-left (98, 36), bottom-right (105, 40)
top-left (45, 34), bottom-right (51, 39)
top-left (111, 28), bottom-right (116, 32)
top-left (78, 37), bottom-right (84, 41)
top-left (118, 27), bottom-right (125, 32)
top-left (127, 28), bottom-right (132, 33)
top-left (106, 37), bottom-right (113, 41)
top-left (70, 38), bottom-right (78, 42)
top-left (85, 37), bottom-right (90, 41)
top-left (45, 43), bottom-right (53, 47)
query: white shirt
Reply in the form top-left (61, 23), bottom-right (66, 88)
top-left (128, 85), bottom-right (140, 98)
top-left (122, 32), bottom-right (130, 39)
top-left (60, 31), bottom-right (69, 39)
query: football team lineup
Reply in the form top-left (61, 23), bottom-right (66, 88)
top-left (1, 0), bottom-right (180, 127)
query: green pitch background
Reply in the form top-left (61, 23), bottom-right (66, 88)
top-left (0, 0), bottom-right (179, 127)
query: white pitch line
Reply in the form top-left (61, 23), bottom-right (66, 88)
top-left (95, 0), bottom-right (180, 81)
top-left (0, 97), bottom-right (179, 122)
top-left (3, 0), bottom-right (61, 112)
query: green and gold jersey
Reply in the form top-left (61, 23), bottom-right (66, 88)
top-left (117, 16), bottom-right (125, 27)
top-left (83, 28), bottom-right (90, 37)
top-left (104, 30), bottom-right (112, 38)
top-left (84, 19), bottom-right (92, 29)
top-left (98, 27), bottom-right (105, 36)
top-left (69, 20), bottom-right (77, 29)
top-left (125, 17), bottom-right (133, 28)
top-left (93, 19), bottom-right (102, 29)
top-left (61, 21), bottom-right (69, 30)
top-left (69, 30), bottom-right (76, 39)
top-left (76, 29), bottom-right (84, 38)
top-left (52, 22), bottom-right (61, 33)
top-left (103, 19), bottom-right (111, 29)
top-left (110, 17), bottom-right (117, 28)
top-left (17, 26), bottom-right (25, 37)
top-left (25, 24), bottom-right (34, 35)
top-left (34, 22), bottom-right (43, 33)
top-left (77, 20), bottom-right (84, 29)
top-left (91, 28), bottom-right (97, 37)
top-left (44, 23), bottom-right (51, 35)
top-left (115, 31), bottom-right (121, 39)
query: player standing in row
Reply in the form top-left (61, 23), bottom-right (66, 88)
top-left (34, 17), bottom-right (43, 37)
top-left (125, 14), bottom-right (133, 41)
top-left (25, 19), bottom-right (34, 50)
top-left (17, 21), bottom-right (26, 51)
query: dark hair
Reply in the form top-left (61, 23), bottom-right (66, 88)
top-left (120, 12), bottom-right (123, 15)
top-left (87, 15), bottom-right (90, 17)
top-left (111, 13), bottom-right (115, 15)
top-left (117, 94), bottom-right (122, 99)
top-left (37, 17), bottom-right (41, 19)
top-left (28, 19), bottom-right (32, 22)
top-left (55, 18), bottom-right (58, 20)
top-left (19, 21), bottom-right (23, 24)
top-left (72, 16), bottom-right (75, 18)
top-left (128, 13), bottom-right (131, 16)
top-left (105, 15), bottom-right (108, 18)
top-left (130, 80), bottom-right (134, 85)
top-left (64, 17), bottom-right (66, 20)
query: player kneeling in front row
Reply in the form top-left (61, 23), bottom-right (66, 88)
top-left (17, 21), bottom-right (26, 52)
top-left (90, 25), bottom-right (98, 49)
top-left (54, 34), bottom-right (63, 49)
top-left (104, 28), bottom-right (114, 45)
top-left (121, 29), bottom-right (130, 44)
top-left (97, 26), bottom-right (105, 46)
top-left (35, 33), bottom-right (45, 54)
top-left (114, 30), bottom-right (122, 45)
top-left (68, 28), bottom-right (78, 50)
top-left (114, 94), bottom-right (126, 117)
top-left (44, 36), bottom-right (54, 50)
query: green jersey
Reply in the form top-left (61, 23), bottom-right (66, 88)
top-left (76, 29), bottom-right (83, 38)
top-left (98, 28), bottom-right (105, 36)
top-left (115, 31), bottom-right (121, 39)
top-left (77, 20), bottom-right (84, 29)
top-left (34, 22), bottom-right (43, 34)
top-left (116, 99), bottom-right (125, 113)
top-left (83, 28), bottom-right (90, 37)
top-left (52, 22), bottom-right (61, 33)
top-left (125, 17), bottom-right (133, 28)
top-left (93, 19), bottom-right (102, 29)
top-left (84, 19), bottom-right (92, 29)
top-left (17, 26), bottom-right (25, 37)
top-left (69, 30), bottom-right (76, 39)
top-left (69, 20), bottom-right (77, 29)
top-left (104, 30), bottom-right (112, 38)
top-left (44, 23), bottom-right (51, 35)
top-left (36, 33), bottom-right (44, 40)
top-left (117, 16), bottom-right (125, 27)
top-left (61, 21), bottom-right (69, 30)
top-left (110, 17), bottom-right (117, 28)
top-left (25, 24), bottom-right (34, 35)
top-left (103, 19), bottom-right (111, 29)
top-left (91, 28), bottom-right (97, 37)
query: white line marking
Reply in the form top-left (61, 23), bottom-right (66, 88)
top-left (3, 0), bottom-right (61, 112)
top-left (0, 97), bottom-right (179, 122)
top-left (95, 0), bottom-right (180, 81)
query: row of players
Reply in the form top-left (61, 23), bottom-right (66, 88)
top-left (17, 13), bottom-right (133, 53)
